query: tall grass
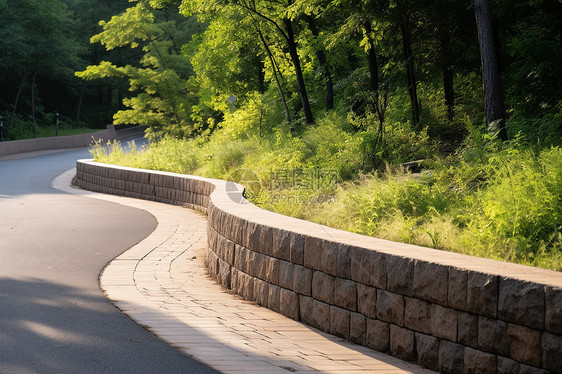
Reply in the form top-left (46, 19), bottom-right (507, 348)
top-left (91, 111), bottom-right (561, 271)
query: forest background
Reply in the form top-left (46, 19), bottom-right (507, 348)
top-left (1, 0), bottom-right (560, 269)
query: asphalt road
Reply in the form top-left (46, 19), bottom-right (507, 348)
top-left (0, 148), bottom-right (218, 373)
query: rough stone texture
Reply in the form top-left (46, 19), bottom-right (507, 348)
top-left (249, 251), bottom-right (267, 280)
top-left (293, 265), bottom-right (312, 296)
top-left (304, 236), bottom-right (323, 271)
top-left (279, 288), bottom-right (299, 320)
top-left (458, 311), bottom-right (478, 348)
top-left (497, 356), bottom-right (520, 374)
top-left (467, 272), bottom-right (498, 318)
top-left (478, 316), bottom-right (509, 356)
top-left (542, 332), bottom-right (562, 373)
top-left (376, 290), bottom-right (405, 326)
top-left (310, 299), bottom-right (331, 332)
top-left (299, 295), bottom-right (314, 326)
top-left (507, 323), bottom-right (541, 367)
top-left (405, 297), bottom-right (431, 334)
top-left (272, 229), bottom-right (291, 261)
top-left (336, 244), bottom-right (352, 279)
top-left (357, 284), bottom-right (377, 319)
top-left (520, 364), bottom-right (548, 374)
top-left (258, 225), bottom-right (274, 256)
top-left (334, 278), bottom-right (357, 311)
top-left (290, 234), bottom-right (304, 265)
top-left (330, 306), bottom-right (351, 340)
top-left (253, 278), bottom-right (269, 307)
top-left (498, 277), bottom-right (544, 330)
top-left (268, 284), bottom-right (281, 313)
top-left (415, 332), bottom-right (440, 371)
top-left (311, 271), bottom-right (335, 305)
top-left (439, 340), bottom-right (464, 374)
top-left (218, 259), bottom-right (231, 289)
top-left (366, 318), bottom-right (389, 353)
top-left (265, 257), bottom-right (280, 284)
top-left (390, 325), bottom-right (415, 363)
top-left (350, 246), bottom-right (386, 289)
top-left (431, 304), bottom-right (457, 342)
top-left (545, 286), bottom-right (562, 335)
top-left (386, 256), bottom-right (415, 297)
top-left (349, 312), bottom-right (366, 346)
top-left (278, 260), bottom-right (294, 290)
top-left (321, 240), bottom-right (339, 276)
top-left (464, 347), bottom-right (497, 374)
top-left (414, 261), bottom-right (448, 305)
top-left (238, 271), bottom-right (254, 301)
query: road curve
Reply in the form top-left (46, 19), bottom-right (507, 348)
top-left (0, 149), bottom-right (217, 374)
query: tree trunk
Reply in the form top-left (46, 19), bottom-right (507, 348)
top-left (474, 0), bottom-right (506, 140)
top-left (31, 69), bottom-right (38, 136)
top-left (443, 65), bottom-right (455, 121)
top-left (12, 71), bottom-right (28, 117)
top-left (306, 15), bottom-right (334, 110)
top-left (282, 17), bottom-right (314, 125)
top-left (255, 24), bottom-right (291, 122)
top-left (76, 81), bottom-right (86, 122)
top-left (398, 2), bottom-right (420, 128)
top-left (364, 21), bottom-right (379, 98)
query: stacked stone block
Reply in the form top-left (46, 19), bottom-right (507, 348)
top-left (76, 159), bottom-right (562, 374)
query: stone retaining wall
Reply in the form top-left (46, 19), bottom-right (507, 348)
top-left (0, 125), bottom-right (116, 157)
top-left (75, 159), bottom-right (562, 374)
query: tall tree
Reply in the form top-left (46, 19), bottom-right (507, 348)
top-left (474, 0), bottom-right (506, 140)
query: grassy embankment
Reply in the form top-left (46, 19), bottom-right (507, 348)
top-left (91, 112), bottom-right (562, 271)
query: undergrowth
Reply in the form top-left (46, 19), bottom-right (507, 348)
top-left (91, 112), bottom-right (562, 271)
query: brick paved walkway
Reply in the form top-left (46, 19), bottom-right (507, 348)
top-left (54, 169), bottom-right (434, 374)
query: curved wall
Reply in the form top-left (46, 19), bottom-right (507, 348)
top-left (75, 159), bottom-right (562, 374)
top-left (0, 125), bottom-right (116, 158)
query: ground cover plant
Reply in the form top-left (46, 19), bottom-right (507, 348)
top-left (4, 0), bottom-right (554, 269)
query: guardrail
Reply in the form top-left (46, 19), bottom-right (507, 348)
top-left (75, 159), bottom-right (562, 374)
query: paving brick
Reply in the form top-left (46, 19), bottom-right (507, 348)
top-left (498, 277), bottom-right (544, 330)
top-left (413, 261), bottom-right (448, 305)
top-left (376, 289), bottom-right (404, 326)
